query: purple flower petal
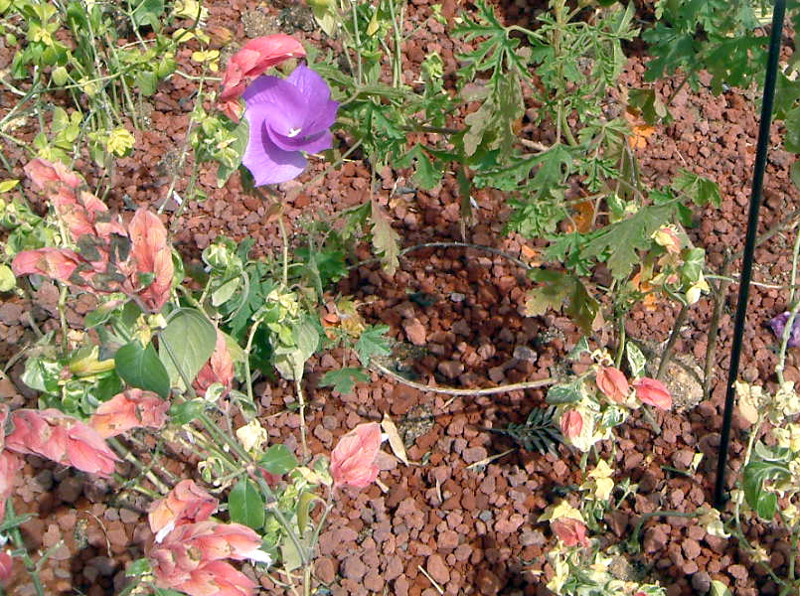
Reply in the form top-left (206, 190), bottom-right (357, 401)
top-left (770, 312), bottom-right (800, 348)
top-left (241, 64), bottom-right (338, 186)
top-left (286, 65), bottom-right (339, 134)
top-left (242, 116), bottom-right (307, 186)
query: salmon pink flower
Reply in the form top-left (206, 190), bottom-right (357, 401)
top-left (13, 161), bottom-right (174, 311)
top-left (551, 517), bottom-right (590, 547)
top-left (770, 312), bottom-right (800, 348)
top-left (120, 209), bottom-right (174, 312)
top-left (560, 409), bottom-right (583, 440)
top-left (219, 34), bottom-right (307, 121)
top-left (330, 422), bottom-right (382, 489)
top-left (11, 248), bottom-right (83, 285)
top-left (148, 480), bottom-right (218, 543)
top-left (5, 409), bottom-right (119, 477)
top-left (89, 389), bottom-right (169, 439)
top-left (595, 366), bottom-right (630, 403)
top-left (0, 550), bottom-right (12, 585)
top-left (24, 157), bottom-right (82, 191)
top-left (194, 331), bottom-right (235, 398)
top-left (633, 377), bottom-right (672, 410)
top-left (242, 64), bottom-right (338, 186)
top-left (150, 520), bottom-right (271, 596)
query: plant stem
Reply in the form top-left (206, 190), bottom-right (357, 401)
top-left (296, 379), bottom-right (309, 462)
top-left (5, 501), bottom-right (45, 596)
top-left (656, 302), bottom-right (688, 380)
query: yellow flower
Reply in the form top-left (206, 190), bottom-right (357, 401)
top-left (539, 500), bottom-right (584, 523)
top-left (236, 419), bottom-right (268, 454)
top-left (106, 128), bottom-right (135, 156)
top-left (586, 460), bottom-right (615, 501)
top-left (686, 272), bottom-right (710, 305)
top-left (652, 225), bottom-right (681, 254)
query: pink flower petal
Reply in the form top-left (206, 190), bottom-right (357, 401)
top-left (330, 423), bottom-right (382, 489)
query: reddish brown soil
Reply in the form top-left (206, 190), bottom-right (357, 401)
top-left (1, 1), bottom-right (798, 595)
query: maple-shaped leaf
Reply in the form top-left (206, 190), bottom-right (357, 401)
top-left (525, 270), bottom-right (598, 334)
top-left (581, 204), bottom-right (674, 279)
top-left (319, 367), bottom-right (370, 395)
top-left (672, 169), bottom-right (721, 207)
top-left (355, 325), bottom-right (392, 367)
top-left (370, 200), bottom-right (400, 275)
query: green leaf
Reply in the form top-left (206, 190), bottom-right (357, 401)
top-left (169, 398), bottom-right (206, 425)
top-left (709, 581), bottom-right (733, 596)
top-left (743, 446), bottom-right (791, 521)
top-left (259, 444), bottom-right (298, 475)
top-left (628, 88), bottom-right (668, 124)
top-left (229, 478), bottom-right (265, 530)
top-left (217, 118), bottom-right (249, 188)
top-left (581, 204), bottom-right (674, 279)
top-left (319, 368), bottom-right (370, 395)
top-left (626, 342), bottom-right (647, 378)
top-left (0, 264), bottom-right (15, 292)
top-left (355, 325), bottom-right (392, 366)
top-left (127, 0), bottom-right (165, 28)
top-left (273, 318), bottom-right (320, 381)
top-left (115, 341), bottom-right (170, 398)
top-left (672, 169), bottom-right (721, 207)
top-left (158, 308), bottom-right (217, 388)
top-left (370, 200), bottom-right (400, 275)
top-left (525, 270), bottom-right (598, 334)
top-left (136, 70), bottom-right (158, 96)
top-left (546, 382), bottom-right (584, 405)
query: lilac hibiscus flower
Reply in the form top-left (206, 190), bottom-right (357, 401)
top-left (242, 64), bottom-right (338, 186)
top-left (769, 311), bottom-right (800, 348)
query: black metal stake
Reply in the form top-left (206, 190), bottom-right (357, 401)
top-left (714, 0), bottom-right (787, 509)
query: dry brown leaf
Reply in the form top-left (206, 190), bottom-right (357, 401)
top-left (381, 412), bottom-right (410, 466)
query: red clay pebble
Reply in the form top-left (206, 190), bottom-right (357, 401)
top-left (315, 557), bottom-right (336, 584)
top-left (403, 317), bottom-right (427, 345)
top-left (476, 568), bottom-right (502, 595)
top-left (426, 553), bottom-right (450, 585)
top-left (643, 525), bottom-right (669, 553)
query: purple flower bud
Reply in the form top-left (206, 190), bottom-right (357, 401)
top-left (242, 64), bottom-right (338, 186)
top-left (770, 311), bottom-right (800, 348)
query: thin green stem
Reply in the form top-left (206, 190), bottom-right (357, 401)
top-left (296, 379), bottom-right (309, 462)
top-left (5, 501), bottom-right (45, 596)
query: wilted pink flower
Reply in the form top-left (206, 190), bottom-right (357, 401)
top-left (90, 389), bottom-right (169, 439)
top-left (0, 551), bottom-right (12, 586)
top-left (551, 517), bottom-right (590, 547)
top-left (633, 377), bottom-right (672, 410)
top-left (560, 409), bottom-right (583, 440)
top-left (148, 480), bottom-right (218, 543)
top-left (24, 157), bottom-right (82, 190)
top-left (0, 452), bottom-right (22, 523)
top-left (120, 209), bottom-right (174, 312)
top-left (150, 520), bottom-right (270, 596)
top-left (24, 159), bottom-right (124, 244)
top-left (596, 367), bottom-right (630, 403)
top-left (218, 34), bottom-right (307, 121)
top-left (11, 248), bottom-right (83, 285)
top-left (330, 422), bottom-right (382, 489)
top-left (194, 331), bottom-right (235, 398)
top-left (5, 409), bottom-right (119, 477)
top-left (13, 162), bottom-right (174, 312)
